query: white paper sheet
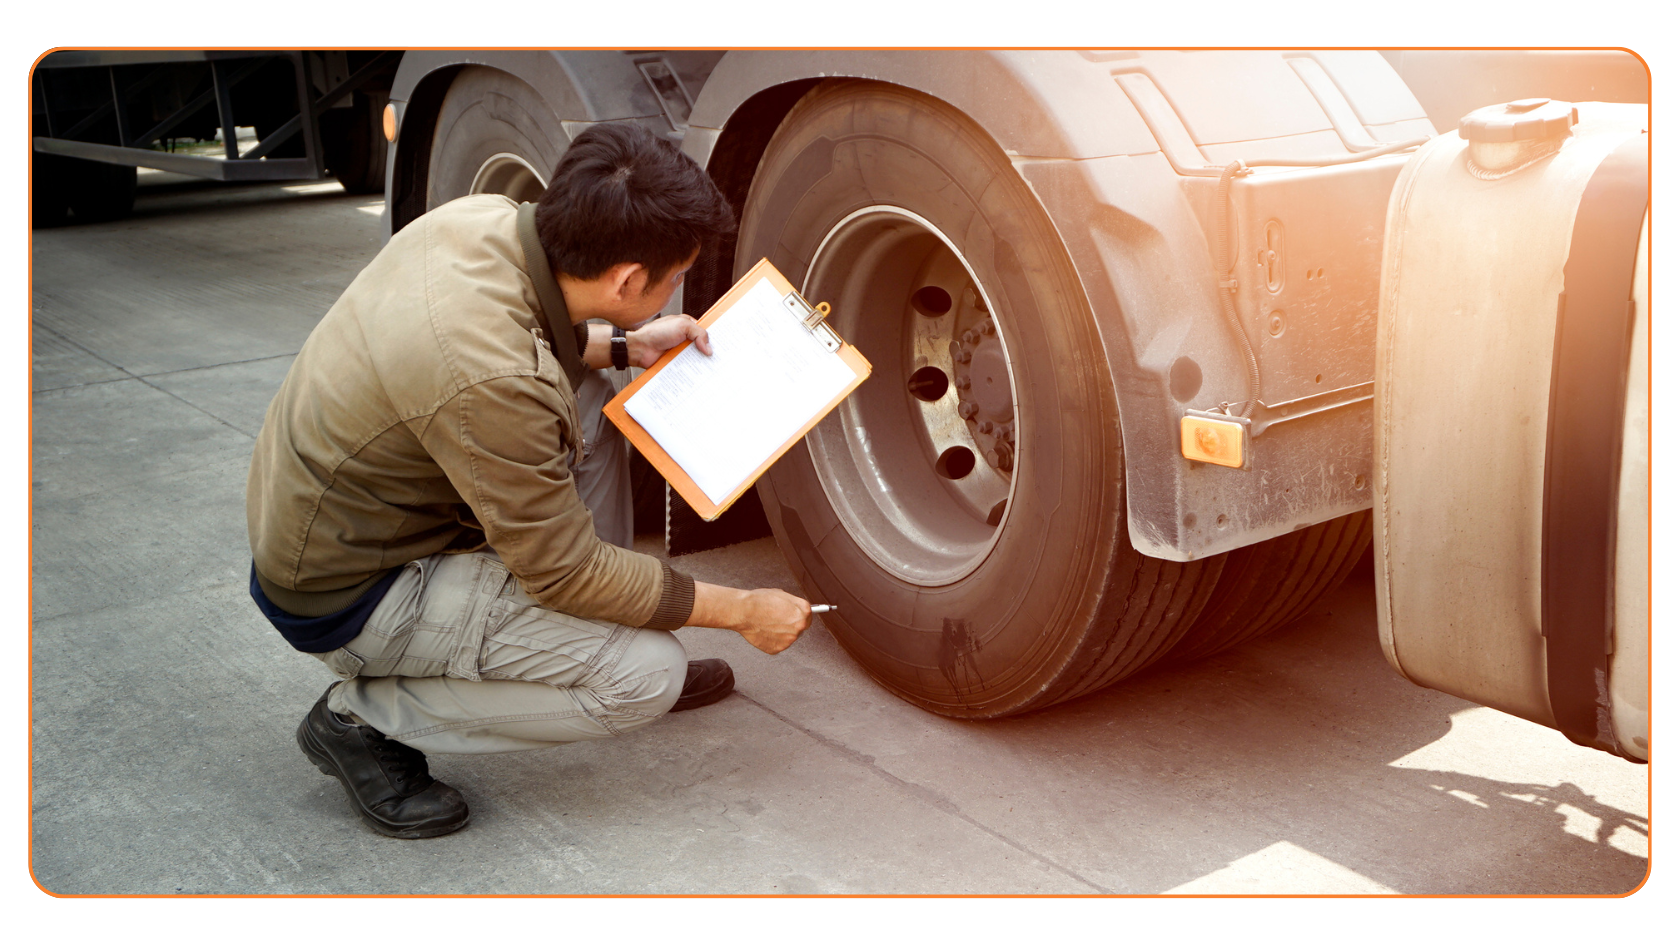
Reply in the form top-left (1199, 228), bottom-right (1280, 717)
top-left (624, 278), bottom-right (857, 505)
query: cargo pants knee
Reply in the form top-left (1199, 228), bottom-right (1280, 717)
top-left (311, 368), bottom-right (681, 753)
top-left (316, 551), bottom-right (687, 754)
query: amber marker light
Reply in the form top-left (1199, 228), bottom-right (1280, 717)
top-left (383, 103), bottom-right (398, 143)
top-left (1181, 414), bottom-right (1247, 469)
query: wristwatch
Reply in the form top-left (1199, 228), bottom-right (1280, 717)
top-left (610, 326), bottom-right (629, 371)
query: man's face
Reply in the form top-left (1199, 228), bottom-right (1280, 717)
top-left (618, 246), bottom-right (701, 327)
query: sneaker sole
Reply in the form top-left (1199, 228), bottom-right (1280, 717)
top-left (296, 717), bottom-right (470, 840)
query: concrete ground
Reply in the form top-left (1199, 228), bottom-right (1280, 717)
top-left (28, 174), bottom-right (1650, 895)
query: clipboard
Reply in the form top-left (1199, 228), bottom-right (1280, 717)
top-left (603, 258), bottom-right (872, 521)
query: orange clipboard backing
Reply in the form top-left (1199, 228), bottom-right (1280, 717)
top-left (602, 258), bottom-right (872, 521)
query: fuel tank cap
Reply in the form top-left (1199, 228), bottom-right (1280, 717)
top-left (1459, 98), bottom-right (1579, 142)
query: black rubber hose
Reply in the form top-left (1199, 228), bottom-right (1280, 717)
top-left (1240, 136), bottom-right (1430, 167)
top-left (1174, 137), bottom-right (1430, 177)
top-left (1215, 160), bottom-right (1262, 418)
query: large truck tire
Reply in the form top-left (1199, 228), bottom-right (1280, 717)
top-left (1163, 511), bottom-right (1372, 665)
top-left (427, 67), bottom-right (564, 209)
top-left (743, 81), bottom-right (1223, 718)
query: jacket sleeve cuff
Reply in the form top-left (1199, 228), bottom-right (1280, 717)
top-left (641, 564), bottom-right (695, 631)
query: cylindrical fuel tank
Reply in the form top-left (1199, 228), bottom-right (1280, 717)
top-left (1373, 100), bottom-right (1647, 761)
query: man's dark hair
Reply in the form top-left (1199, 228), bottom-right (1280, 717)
top-left (534, 123), bottom-right (735, 285)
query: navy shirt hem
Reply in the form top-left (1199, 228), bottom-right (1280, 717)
top-left (249, 562), bottom-right (402, 654)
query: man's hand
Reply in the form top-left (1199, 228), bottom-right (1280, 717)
top-left (690, 582), bottom-right (811, 655)
top-left (733, 588), bottom-right (811, 654)
top-left (628, 314), bottom-right (710, 366)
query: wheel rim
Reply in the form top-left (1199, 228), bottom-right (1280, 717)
top-left (469, 152), bottom-right (547, 203)
top-left (801, 206), bottom-right (1020, 586)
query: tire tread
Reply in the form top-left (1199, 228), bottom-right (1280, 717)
top-left (1165, 511), bottom-right (1373, 665)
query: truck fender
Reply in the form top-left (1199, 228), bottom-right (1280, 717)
top-left (687, 51), bottom-right (1425, 560)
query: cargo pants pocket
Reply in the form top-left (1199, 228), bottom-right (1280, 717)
top-left (321, 553), bottom-right (513, 683)
top-left (311, 646), bottom-right (366, 681)
top-left (441, 554), bottom-right (522, 683)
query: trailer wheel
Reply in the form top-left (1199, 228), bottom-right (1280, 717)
top-left (742, 81), bottom-right (1223, 718)
top-left (322, 90), bottom-right (390, 195)
top-left (425, 67), bottom-right (563, 210)
top-left (1163, 511), bottom-right (1372, 665)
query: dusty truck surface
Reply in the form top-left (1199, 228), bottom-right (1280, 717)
top-left (38, 49), bottom-right (1645, 759)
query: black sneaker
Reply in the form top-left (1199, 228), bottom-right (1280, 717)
top-left (295, 685), bottom-right (470, 839)
top-left (670, 659), bottom-right (734, 712)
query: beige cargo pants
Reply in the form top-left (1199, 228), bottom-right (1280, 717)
top-left (313, 369), bottom-right (685, 754)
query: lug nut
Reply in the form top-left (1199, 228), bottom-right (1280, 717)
top-left (954, 350), bottom-right (971, 364)
top-left (955, 375), bottom-right (970, 390)
top-left (979, 420), bottom-right (994, 435)
top-left (958, 402), bottom-right (978, 420)
top-left (988, 444), bottom-right (1013, 472)
top-left (981, 321), bottom-right (995, 336)
top-left (962, 329), bottom-right (980, 345)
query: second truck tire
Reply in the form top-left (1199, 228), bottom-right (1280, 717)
top-left (427, 67), bottom-right (565, 209)
top-left (744, 81), bottom-right (1224, 718)
top-left (1163, 512), bottom-right (1373, 665)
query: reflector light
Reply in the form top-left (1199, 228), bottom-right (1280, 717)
top-left (383, 104), bottom-right (398, 143)
top-left (1181, 415), bottom-right (1247, 468)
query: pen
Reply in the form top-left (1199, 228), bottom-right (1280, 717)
top-left (810, 604), bottom-right (838, 614)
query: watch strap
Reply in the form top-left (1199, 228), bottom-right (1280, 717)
top-left (610, 326), bottom-right (629, 370)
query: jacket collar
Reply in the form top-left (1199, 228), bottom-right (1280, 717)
top-left (516, 201), bottom-right (588, 392)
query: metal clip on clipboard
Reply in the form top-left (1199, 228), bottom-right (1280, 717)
top-left (781, 292), bottom-right (841, 352)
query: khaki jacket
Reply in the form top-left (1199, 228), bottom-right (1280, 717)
top-left (246, 195), bottom-right (692, 630)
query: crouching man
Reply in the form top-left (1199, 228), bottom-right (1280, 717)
top-left (246, 123), bottom-right (811, 838)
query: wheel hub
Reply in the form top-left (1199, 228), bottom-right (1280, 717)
top-left (799, 206), bottom-right (1021, 584)
top-left (955, 327), bottom-right (1015, 473)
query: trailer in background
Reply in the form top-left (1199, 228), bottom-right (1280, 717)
top-left (31, 50), bottom-right (398, 225)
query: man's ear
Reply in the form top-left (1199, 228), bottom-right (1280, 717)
top-left (605, 261), bottom-right (647, 301)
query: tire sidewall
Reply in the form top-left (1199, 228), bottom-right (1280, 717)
top-left (743, 82), bottom-right (1128, 716)
top-left (427, 67), bottom-right (566, 209)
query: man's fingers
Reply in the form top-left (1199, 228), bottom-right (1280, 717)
top-left (687, 317), bottom-right (712, 356)
top-left (748, 631), bottom-right (794, 655)
top-left (628, 315), bottom-right (713, 366)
